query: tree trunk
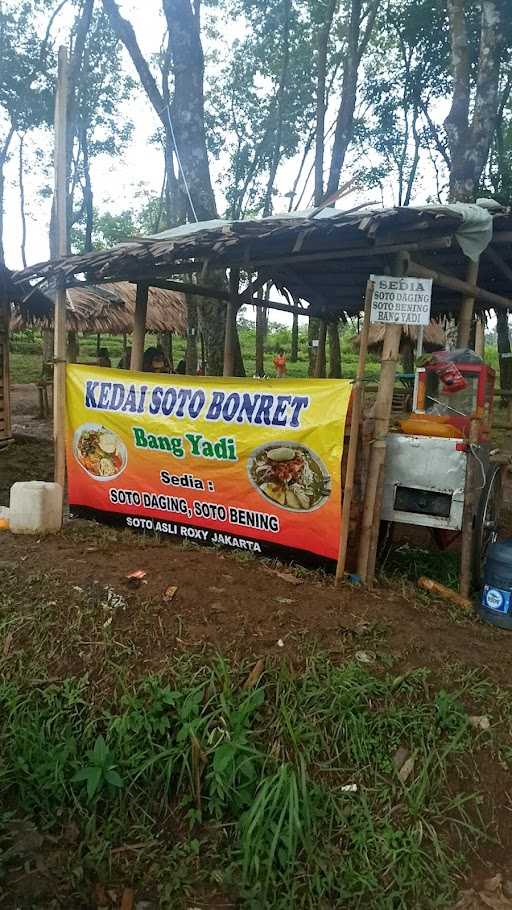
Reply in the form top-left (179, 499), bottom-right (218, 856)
top-left (314, 0), bottom-right (337, 205)
top-left (185, 296), bottom-right (198, 375)
top-left (328, 321), bottom-right (341, 377)
top-left (67, 330), bottom-right (79, 362)
top-left (444, 0), bottom-right (504, 201)
top-left (81, 126), bottom-right (94, 252)
top-left (42, 329), bottom-right (54, 367)
top-left (291, 312), bottom-right (299, 363)
top-left (326, 0), bottom-right (379, 197)
top-left (162, 0), bottom-right (218, 221)
top-left (104, 0), bottom-right (225, 370)
top-left (18, 134), bottom-right (28, 267)
top-left (0, 126), bottom-right (15, 264)
top-left (497, 309), bottom-right (512, 397)
top-left (255, 304), bottom-right (266, 376)
top-left (308, 317), bottom-right (320, 377)
top-left (262, 0), bottom-right (291, 217)
top-left (400, 338), bottom-right (414, 374)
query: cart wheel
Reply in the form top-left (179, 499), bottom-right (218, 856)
top-left (473, 466), bottom-right (501, 589)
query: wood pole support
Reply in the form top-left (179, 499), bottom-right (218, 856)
top-left (130, 282), bottom-right (148, 371)
top-left (457, 259), bottom-right (479, 348)
top-left (357, 253), bottom-right (407, 585)
top-left (1, 301), bottom-right (12, 440)
top-left (459, 417), bottom-right (480, 598)
top-left (314, 319), bottom-right (327, 377)
top-left (335, 279), bottom-right (373, 586)
top-left (53, 46), bottom-right (69, 495)
top-left (223, 270), bottom-right (240, 377)
top-left (474, 318), bottom-right (485, 357)
top-left (408, 258), bottom-right (512, 313)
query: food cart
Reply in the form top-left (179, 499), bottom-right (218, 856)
top-left (381, 350), bottom-right (501, 585)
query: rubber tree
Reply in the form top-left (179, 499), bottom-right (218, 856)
top-left (444, 0), bottom-right (507, 202)
top-left (103, 0), bottom-right (236, 375)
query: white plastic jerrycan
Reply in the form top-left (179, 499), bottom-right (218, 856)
top-left (9, 482), bottom-right (63, 534)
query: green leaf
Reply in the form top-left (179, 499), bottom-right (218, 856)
top-left (92, 735), bottom-right (108, 766)
top-left (72, 767), bottom-right (92, 783)
top-left (105, 768), bottom-right (124, 789)
top-left (213, 743), bottom-right (234, 775)
top-left (86, 766), bottom-right (102, 800)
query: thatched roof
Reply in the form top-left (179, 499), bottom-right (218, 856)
top-left (1, 264), bottom-right (51, 317)
top-left (11, 203), bottom-right (512, 320)
top-left (352, 321), bottom-right (446, 353)
top-left (12, 281), bottom-right (187, 335)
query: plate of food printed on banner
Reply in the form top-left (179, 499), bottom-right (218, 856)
top-left (73, 424), bottom-right (127, 481)
top-left (247, 442), bottom-right (331, 512)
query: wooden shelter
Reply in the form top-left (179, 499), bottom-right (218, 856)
top-left (10, 203), bottom-right (512, 588)
top-left (0, 266), bottom-right (50, 450)
top-left (12, 281), bottom-right (187, 335)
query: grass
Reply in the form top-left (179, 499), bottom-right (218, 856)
top-left (9, 325), bottom-right (381, 384)
top-left (0, 559), bottom-right (508, 907)
top-left (0, 651), bottom-right (493, 908)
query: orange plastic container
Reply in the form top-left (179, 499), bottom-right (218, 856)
top-left (399, 414), bottom-right (462, 439)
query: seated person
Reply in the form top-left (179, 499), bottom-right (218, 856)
top-left (97, 347), bottom-right (112, 368)
top-left (143, 346), bottom-right (167, 373)
top-left (118, 347), bottom-right (132, 369)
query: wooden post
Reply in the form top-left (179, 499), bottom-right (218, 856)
top-left (53, 46), bottom-right (69, 493)
top-left (223, 270), bottom-right (239, 377)
top-left (474, 318), bottom-right (485, 357)
top-left (223, 300), bottom-right (237, 376)
top-left (314, 319), bottom-right (327, 377)
top-left (335, 280), bottom-right (373, 586)
top-left (459, 417), bottom-right (480, 598)
top-left (130, 283), bottom-right (148, 371)
top-left (457, 259), bottom-right (479, 348)
top-left (506, 399), bottom-right (512, 453)
top-left (200, 331), bottom-right (205, 374)
top-left (0, 301), bottom-right (12, 442)
top-left (357, 254), bottom-right (407, 584)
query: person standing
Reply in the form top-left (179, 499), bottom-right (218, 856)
top-left (273, 348), bottom-right (287, 378)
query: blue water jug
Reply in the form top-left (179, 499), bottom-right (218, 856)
top-left (479, 539), bottom-right (512, 630)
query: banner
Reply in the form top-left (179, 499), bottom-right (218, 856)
top-left (66, 365), bottom-right (351, 561)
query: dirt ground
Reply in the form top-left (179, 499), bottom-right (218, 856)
top-left (3, 388), bottom-right (512, 907)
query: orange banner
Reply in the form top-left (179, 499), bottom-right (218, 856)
top-left (66, 365), bottom-right (351, 561)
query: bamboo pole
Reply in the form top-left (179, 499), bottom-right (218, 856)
top-left (459, 417), bottom-right (480, 598)
top-left (130, 283), bottom-right (148, 371)
top-left (53, 46), bottom-right (69, 494)
top-left (357, 254), bottom-right (407, 585)
top-left (409, 259), bottom-right (512, 313)
top-left (365, 324), bottom-right (403, 584)
top-left (457, 259), bottom-right (479, 348)
top-left (314, 319), bottom-right (327, 377)
top-left (335, 279), bottom-right (373, 586)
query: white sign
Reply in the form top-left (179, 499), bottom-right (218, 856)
top-left (370, 275), bottom-right (433, 326)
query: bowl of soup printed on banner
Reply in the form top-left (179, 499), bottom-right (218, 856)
top-left (247, 441), bottom-right (331, 512)
top-left (73, 424), bottom-right (128, 481)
